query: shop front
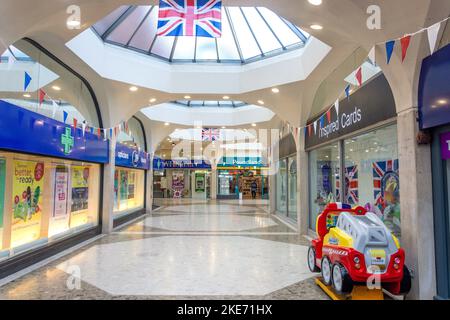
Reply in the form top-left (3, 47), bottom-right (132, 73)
top-left (419, 42), bottom-right (450, 300)
top-left (217, 157), bottom-right (269, 200)
top-left (276, 134), bottom-right (297, 221)
top-left (153, 159), bottom-right (212, 199)
top-left (0, 39), bottom-right (107, 277)
top-left (113, 143), bottom-right (149, 226)
top-left (306, 73), bottom-right (400, 239)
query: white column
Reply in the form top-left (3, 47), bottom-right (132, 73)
top-left (211, 165), bottom-right (217, 200)
top-left (297, 130), bottom-right (309, 235)
top-left (102, 140), bottom-right (116, 234)
top-left (397, 108), bottom-right (436, 300)
top-left (145, 153), bottom-right (154, 213)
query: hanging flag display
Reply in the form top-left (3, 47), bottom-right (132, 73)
top-left (24, 72), bottom-right (32, 91)
top-left (427, 22), bottom-right (441, 55)
top-left (38, 89), bottom-right (46, 106)
top-left (385, 40), bottom-right (395, 64)
top-left (336, 165), bottom-right (359, 205)
top-left (400, 35), bottom-right (411, 62)
top-left (355, 67), bottom-right (362, 86)
top-left (368, 46), bottom-right (376, 65)
top-left (63, 111), bottom-right (68, 123)
top-left (202, 128), bottom-right (220, 141)
top-left (157, 0), bottom-right (222, 38)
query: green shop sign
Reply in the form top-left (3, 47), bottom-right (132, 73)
top-left (61, 127), bottom-right (74, 155)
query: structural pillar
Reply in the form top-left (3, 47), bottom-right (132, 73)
top-left (297, 129), bottom-right (309, 235)
top-left (102, 139), bottom-right (116, 234)
top-left (210, 164), bottom-right (217, 200)
top-left (397, 107), bottom-right (436, 300)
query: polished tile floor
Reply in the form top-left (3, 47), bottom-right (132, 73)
top-left (0, 200), bottom-right (328, 300)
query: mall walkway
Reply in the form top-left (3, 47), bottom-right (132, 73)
top-left (0, 200), bottom-right (327, 300)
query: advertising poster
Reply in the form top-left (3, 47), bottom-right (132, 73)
top-left (0, 158), bottom-right (5, 229)
top-left (127, 171), bottom-right (135, 200)
top-left (71, 166), bottom-right (89, 212)
top-left (172, 171), bottom-right (185, 198)
top-left (195, 173), bottom-right (205, 193)
top-left (11, 160), bottom-right (45, 246)
top-left (53, 165), bottom-right (69, 218)
top-left (120, 170), bottom-right (129, 201)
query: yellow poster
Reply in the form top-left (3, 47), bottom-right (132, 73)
top-left (11, 160), bottom-right (45, 247)
top-left (70, 166), bottom-right (90, 228)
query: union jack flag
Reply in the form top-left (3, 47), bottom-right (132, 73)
top-left (373, 159), bottom-right (399, 209)
top-left (336, 165), bottom-right (359, 205)
top-left (157, 0), bottom-right (222, 37)
top-left (202, 128), bottom-right (220, 141)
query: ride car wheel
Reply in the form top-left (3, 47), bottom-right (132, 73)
top-left (308, 246), bottom-right (320, 273)
top-left (332, 263), bottom-right (354, 294)
top-left (321, 257), bottom-right (332, 285)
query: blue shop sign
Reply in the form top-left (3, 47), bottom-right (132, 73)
top-left (218, 157), bottom-right (266, 168)
top-left (115, 143), bottom-right (150, 170)
top-left (153, 158), bottom-right (212, 170)
top-left (0, 100), bottom-right (108, 163)
top-left (419, 43), bottom-right (450, 129)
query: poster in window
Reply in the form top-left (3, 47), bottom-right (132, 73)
top-left (195, 173), bottom-right (205, 193)
top-left (336, 165), bottom-right (359, 205)
top-left (171, 171), bottom-right (185, 198)
top-left (71, 166), bottom-right (89, 212)
top-left (127, 171), bottom-right (135, 200)
top-left (53, 165), bottom-right (69, 218)
top-left (372, 159), bottom-right (401, 237)
top-left (120, 170), bottom-right (129, 201)
top-left (11, 160), bottom-right (44, 246)
top-left (0, 159), bottom-right (6, 228)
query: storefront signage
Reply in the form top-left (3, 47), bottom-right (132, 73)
top-left (419, 43), bottom-right (450, 130)
top-left (305, 74), bottom-right (397, 149)
top-left (115, 143), bottom-right (150, 170)
top-left (153, 158), bottom-right (212, 170)
top-left (440, 132), bottom-right (450, 160)
top-left (0, 100), bottom-right (109, 163)
top-left (218, 157), bottom-right (267, 168)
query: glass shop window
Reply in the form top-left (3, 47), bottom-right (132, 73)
top-left (113, 168), bottom-right (145, 216)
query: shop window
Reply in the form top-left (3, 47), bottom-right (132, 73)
top-left (288, 156), bottom-right (297, 221)
top-left (344, 124), bottom-right (400, 238)
top-left (276, 160), bottom-right (288, 214)
top-left (309, 143), bottom-right (340, 230)
top-left (0, 152), bottom-right (100, 253)
top-left (113, 168), bottom-right (145, 216)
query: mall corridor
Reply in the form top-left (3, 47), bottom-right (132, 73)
top-left (0, 200), bottom-right (326, 300)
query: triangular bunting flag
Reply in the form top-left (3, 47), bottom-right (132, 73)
top-left (345, 85), bottom-right (351, 99)
top-left (38, 89), bottom-right (46, 106)
top-left (308, 124), bottom-right (312, 137)
top-left (73, 118), bottom-right (78, 130)
top-left (24, 72), bottom-right (32, 91)
top-left (52, 100), bottom-right (58, 118)
top-left (335, 99), bottom-right (340, 116)
top-left (356, 67), bottom-right (362, 86)
top-left (400, 35), bottom-right (411, 62)
top-left (110, 128), bottom-right (113, 139)
top-left (313, 121), bottom-right (317, 134)
top-left (385, 40), bottom-right (395, 64)
top-left (427, 22), bottom-right (441, 55)
top-left (90, 127), bottom-right (95, 135)
top-left (103, 129), bottom-right (107, 141)
top-left (63, 111), bottom-right (68, 124)
top-left (326, 110), bottom-right (331, 123)
top-left (304, 126), bottom-right (308, 137)
top-left (82, 122), bottom-right (87, 137)
top-left (368, 46), bottom-right (376, 65)
top-left (320, 116), bottom-right (325, 128)
top-left (97, 128), bottom-right (101, 139)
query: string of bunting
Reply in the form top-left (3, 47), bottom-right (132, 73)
top-left (296, 15), bottom-right (449, 140)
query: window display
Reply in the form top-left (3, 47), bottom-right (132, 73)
top-left (309, 143), bottom-right (340, 229)
top-left (288, 157), bottom-right (297, 220)
top-left (344, 125), bottom-right (400, 238)
top-left (276, 160), bottom-right (287, 213)
top-left (113, 168), bottom-right (145, 215)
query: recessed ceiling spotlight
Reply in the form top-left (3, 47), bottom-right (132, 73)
top-left (23, 94), bottom-right (31, 98)
top-left (310, 24), bottom-right (323, 30)
top-left (257, 100), bottom-right (265, 105)
top-left (271, 88), bottom-right (280, 93)
top-left (52, 85), bottom-right (61, 91)
top-left (221, 126), bottom-right (226, 129)
top-left (184, 95), bottom-right (191, 99)
top-left (308, 0), bottom-right (323, 6)
top-left (252, 123), bottom-right (257, 127)
top-left (164, 122), bottom-right (170, 126)
top-left (129, 86), bottom-right (138, 92)
top-left (150, 98), bottom-right (157, 103)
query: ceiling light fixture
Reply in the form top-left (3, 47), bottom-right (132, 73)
top-left (308, 0), bottom-right (323, 6)
top-left (310, 24), bottom-right (323, 30)
top-left (223, 96), bottom-right (230, 100)
top-left (184, 95), bottom-right (191, 99)
top-left (252, 123), bottom-right (257, 127)
top-left (271, 88), bottom-right (280, 93)
top-left (164, 122), bottom-right (170, 126)
top-left (257, 100), bottom-right (265, 105)
top-left (23, 94), bottom-right (31, 98)
top-left (52, 86), bottom-right (61, 91)
top-left (129, 86), bottom-right (138, 92)
top-left (150, 98), bottom-right (157, 103)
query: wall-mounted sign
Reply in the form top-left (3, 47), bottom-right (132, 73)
top-left (218, 157), bottom-right (267, 168)
top-left (153, 158), bottom-right (212, 170)
top-left (115, 143), bottom-right (150, 170)
top-left (305, 74), bottom-right (397, 149)
top-left (440, 132), bottom-right (450, 160)
top-left (419, 43), bottom-right (450, 130)
top-left (0, 100), bottom-right (109, 163)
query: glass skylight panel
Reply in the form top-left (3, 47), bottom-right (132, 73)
top-left (227, 7), bottom-right (261, 60)
top-left (151, 36), bottom-right (175, 59)
top-left (204, 101), bottom-right (219, 106)
top-left (172, 37), bottom-right (196, 60)
top-left (257, 7), bottom-right (300, 47)
top-left (93, 6), bottom-right (130, 36)
top-left (196, 37), bottom-right (218, 61)
top-left (128, 7), bottom-right (159, 51)
top-left (216, 8), bottom-right (241, 61)
top-left (241, 7), bottom-right (282, 54)
top-left (106, 6), bottom-right (151, 44)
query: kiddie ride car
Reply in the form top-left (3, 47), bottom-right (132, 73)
top-left (308, 203), bottom-right (411, 298)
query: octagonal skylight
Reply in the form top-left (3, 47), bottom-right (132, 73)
top-left (92, 5), bottom-right (309, 64)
